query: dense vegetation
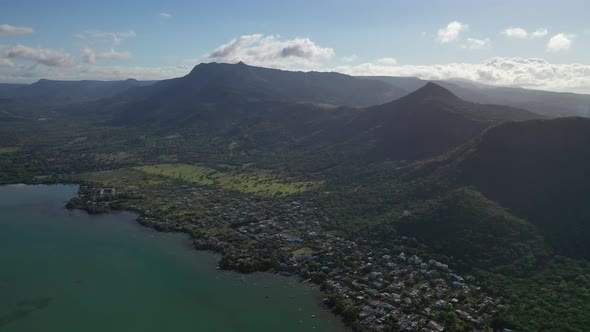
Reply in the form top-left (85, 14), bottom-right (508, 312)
top-left (458, 118), bottom-right (590, 258)
top-left (1, 62), bottom-right (590, 331)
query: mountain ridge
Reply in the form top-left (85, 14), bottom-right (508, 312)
top-left (363, 75), bottom-right (590, 117)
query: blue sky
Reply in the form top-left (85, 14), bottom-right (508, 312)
top-left (1, 0), bottom-right (589, 92)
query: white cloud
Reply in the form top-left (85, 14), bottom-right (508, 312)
top-left (547, 33), bottom-right (573, 52)
top-left (342, 54), bottom-right (358, 63)
top-left (0, 58), bottom-right (14, 67)
top-left (375, 57), bottom-right (397, 66)
top-left (160, 55), bottom-right (200, 66)
top-left (182, 58), bottom-right (200, 66)
top-left (437, 21), bottom-right (469, 43)
top-left (209, 34), bottom-right (262, 59)
top-left (503, 27), bottom-right (549, 39)
top-left (503, 27), bottom-right (528, 39)
top-left (4, 44), bottom-right (76, 67)
top-left (76, 30), bottom-right (136, 45)
top-left (82, 47), bottom-right (96, 64)
top-left (207, 34), bottom-right (334, 70)
top-left (465, 38), bottom-right (491, 50)
top-left (82, 47), bottom-right (132, 64)
top-left (531, 28), bottom-right (548, 38)
top-left (97, 48), bottom-right (132, 61)
top-left (77, 30), bottom-right (135, 65)
top-left (0, 24), bottom-right (33, 38)
top-left (332, 57), bottom-right (590, 94)
top-left (159, 13), bottom-right (172, 19)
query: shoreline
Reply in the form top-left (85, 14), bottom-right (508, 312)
top-left (3, 182), bottom-right (351, 332)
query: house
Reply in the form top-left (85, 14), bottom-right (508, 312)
top-left (426, 320), bottom-right (445, 332)
top-left (435, 299), bottom-right (446, 309)
top-left (99, 187), bottom-right (116, 196)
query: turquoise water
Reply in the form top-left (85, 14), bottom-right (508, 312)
top-left (0, 185), bottom-right (343, 332)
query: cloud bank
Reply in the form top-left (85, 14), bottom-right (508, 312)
top-left (76, 30), bottom-right (136, 45)
top-left (207, 34), bottom-right (335, 69)
top-left (0, 58), bottom-right (14, 67)
top-left (333, 57), bottom-right (590, 94)
top-left (0, 24), bottom-right (33, 38)
top-left (83, 48), bottom-right (133, 64)
top-left (3, 44), bottom-right (75, 67)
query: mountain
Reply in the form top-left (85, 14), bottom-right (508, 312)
top-left (0, 79), bottom-right (156, 101)
top-left (108, 77), bottom-right (544, 166)
top-left (0, 83), bottom-right (27, 99)
top-left (363, 76), bottom-right (590, 118)
top-left (14, 64), bottom-right (546, 169)
top-left (358, 76), bottom-right (423, 93)
top-left (110, 62), bottom-right (408, 125)
top-left (434, 81), bottom-right (590, 118)
top-left (322, 82), bottom-right (544, 162)
top-left (317, 114), bottom-right (590, 331)
top-left (179, 62), bottom-right (408, 106)
top-left (101, 73), bottom-right (546, 169)
top-left (456, 117), bottom-right (590, 257)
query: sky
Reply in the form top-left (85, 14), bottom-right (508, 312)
top-left (1, 0), bottom-right (589, 93)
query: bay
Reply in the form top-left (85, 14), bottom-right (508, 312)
top-left (0, 184), bottom-right (344, 332)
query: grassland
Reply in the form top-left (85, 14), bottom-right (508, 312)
top-left (75, 168), bottom-right (161, 191)
top-left (291, 247), bottom-right (314, 257)
top-left (92, 152), bottom-right (138, 163)
top-left (0, 147), bottom-right (20, 154)
top-left (134, 163), bottom-right (321, 196)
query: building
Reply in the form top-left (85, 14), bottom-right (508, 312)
top-left (99, 187), bottom-right (116, 196)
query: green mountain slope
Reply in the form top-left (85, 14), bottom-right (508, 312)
top-left (111, 62), bottom-right (406, 126)
top-left (324, 116), bottom-right (590, 331)
top-left (395, 188), bottom-right (548, 274)
top-left (321, 82), bottom-right (543, 162)
top-left (80, 68), bottom-right (544, 168)
top-left (456, 117), bottom-right (590, 257)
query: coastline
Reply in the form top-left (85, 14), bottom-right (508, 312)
top-left (2, 182), bottom-right (351, 332)
top-left (2, 175), bottom-right (506, 332)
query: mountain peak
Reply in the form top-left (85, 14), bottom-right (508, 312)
top-left (187, 61), bottom-right (253, 78)
top-left (33, 78), bottom-right (51, 85)
top-left (403, 82), bottom-right (459, 102)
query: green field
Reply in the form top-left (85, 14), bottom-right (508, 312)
top-left (0, 147), bottom-right (20, 154)
top-left (76, 168), bottom-right (157, 190)
top-left (134, 164), bottom-right (321, 196)
top-left (291, 247), bottom-right (314, 257)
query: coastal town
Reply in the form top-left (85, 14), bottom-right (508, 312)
top-left (68, 178), bottom-right (505, 332)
